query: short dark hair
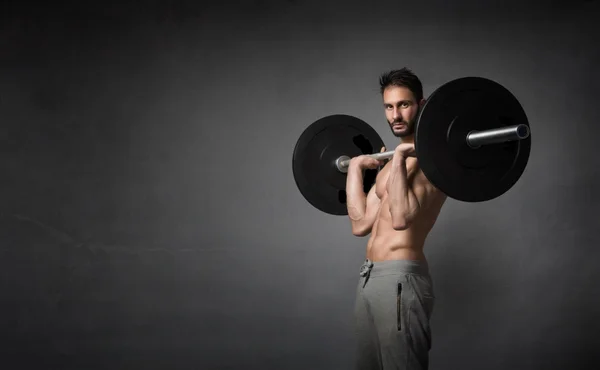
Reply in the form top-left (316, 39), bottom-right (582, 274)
top-left (379, 68), bottom-right (423, 102)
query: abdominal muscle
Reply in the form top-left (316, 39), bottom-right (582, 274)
top-left (365, 196), bottom-right (428, 261)
top-left (365, 162), bottom-right (445, 262)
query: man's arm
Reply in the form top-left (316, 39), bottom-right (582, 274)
top-left (347, 185), bottom-right (381, 236)
top-left (386, 144), bottom-right (436, 230)
top-left (346, 156), bottom-right (383, 236)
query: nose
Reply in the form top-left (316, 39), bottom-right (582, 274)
top-left (392, 108), bottom-right (401, 120)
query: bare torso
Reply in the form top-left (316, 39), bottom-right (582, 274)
top-left (366, 158), bottom-right (447, 262)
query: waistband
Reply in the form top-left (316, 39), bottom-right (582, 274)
top-left (359, 258), bottom-right (429, 277)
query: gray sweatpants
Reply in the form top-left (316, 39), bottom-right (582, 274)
top-left (354, 259), bottom-right (435, 370)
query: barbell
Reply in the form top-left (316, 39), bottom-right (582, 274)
top-left (292, 76), bottom-right (532, 215)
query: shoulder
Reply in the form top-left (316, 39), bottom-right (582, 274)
top-left (413, 163), bottom-right (447, 201)
top-left (413, 167), bottom-right (438, 190)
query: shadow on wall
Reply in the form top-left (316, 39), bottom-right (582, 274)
top-left (426, 205), bottom-right (503, 351)
top-left (428, 208), bottom-right (537, 368)
top-left (427, 198), bottom-right (600, 370)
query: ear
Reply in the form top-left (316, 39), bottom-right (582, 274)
top-left (419, 98), bottom-right (426, 108)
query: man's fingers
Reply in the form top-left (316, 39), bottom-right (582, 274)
top-left (366, 158), bottom-right (384, 169)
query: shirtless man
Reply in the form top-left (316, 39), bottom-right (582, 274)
top-left (346, 68), bottom-right (447, 370)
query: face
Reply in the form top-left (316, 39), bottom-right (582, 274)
top-left (382, 86), bottom-right (423, 138)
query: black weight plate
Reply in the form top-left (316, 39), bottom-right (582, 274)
top-left (415, 77), bottom-right (531, 202)
top-left (292, 115), bottom-right (385, 215)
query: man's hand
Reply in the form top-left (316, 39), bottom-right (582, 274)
top-left (393, 143), bottom-right (416, 159)
top-left (349, 146), bottom-right (386, 171)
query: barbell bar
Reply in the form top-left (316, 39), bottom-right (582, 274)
top-left (335, 123), bottom-right (530, 173)
top-left (292, 76), bottom-right (532, 215)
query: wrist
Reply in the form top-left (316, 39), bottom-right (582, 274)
top-left (347, 162), bottom-right (364, 174)
top-left (392, 154), bottom-right (407, 165)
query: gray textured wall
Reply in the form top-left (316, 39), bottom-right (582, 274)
top-left (2, 0), bottom-right (599, 369)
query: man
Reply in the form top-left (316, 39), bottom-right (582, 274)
top-left (346, 68), bottom-right (447, 370)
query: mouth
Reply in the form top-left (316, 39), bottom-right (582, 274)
top-left (392, 123), bottom-right (405, 129)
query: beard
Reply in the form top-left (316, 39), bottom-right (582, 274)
top-left (388, 107), bottom-right (420, 138)
top-left (388, 117), bottom-right (415, 138)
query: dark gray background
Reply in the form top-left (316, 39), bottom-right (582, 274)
top-left (2, 0), bottom-right (599, 369)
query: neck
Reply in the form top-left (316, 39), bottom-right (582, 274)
top-left (400, 135), bottom-right (415, 145)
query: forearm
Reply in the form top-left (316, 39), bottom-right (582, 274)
top-left (345, 165), bottom-right (367, 221)
top-left (387, 157), bottom-right (419, 227)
